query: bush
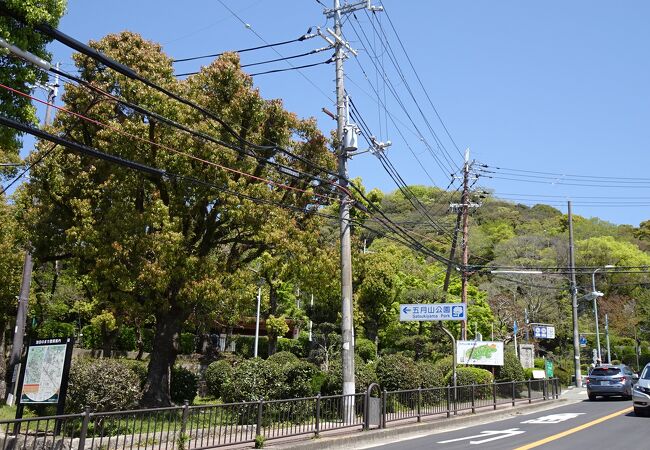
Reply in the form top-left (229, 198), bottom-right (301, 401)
top-left (497, 351), bottom-right (526, 382)
top-left (523, 368), bottom-right (535, 380)
top-left (80, 325), bottom-right (101, 349)
top-left (432, 356), bottom-right (454, 385)
top-left (322, 356), bottom-right (377, 395)
top-left (266, 351), bottom-right (299, 367)
top-left (448, 367), bottom-right (493, 399)
top-left (554, 367), bottom-right (572, 386)
top-left (355, 338), bottom-right (377, 362)
top-left (204, 360), bottom-right (233, 399)
top-left (66, 358), bottom-right (141, 412)
top-left (171, 365), bottom-right (198, 404)
top-left (120, 359), bottom-right (148, 388)
top-left (222, 358), bottom-right (284, 402)
top-left (116, 327), bottom-right (137, 351)
top-left (235, 336), bottom-right (268, 359)
top-left (281, 361), bottom-right (323, 398)
top-left (534, 357), bottom-right (545, 369)
top-left (375, 354), bottom-right (420, 391)
top-left (179, 333), bottom-right (196, 355)
top-left (36, 321), bottom-right (76, 339)
top-left (277, 337), bottom-right (306, 357)
top-left (417, 360), bottom-right (446, 404)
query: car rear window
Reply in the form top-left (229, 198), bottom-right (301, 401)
top-left (591, 368), bottom-right (620, 376)
top-left (642, 368), bottom-right (650, 380)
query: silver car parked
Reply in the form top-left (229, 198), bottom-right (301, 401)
top-left (586, 364), bottom-right (637, 400)
top-left (633, 363), bottom-right (650, 416)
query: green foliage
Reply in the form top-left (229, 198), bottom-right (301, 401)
top-left (66, 358), bottom-right (141, 412)
top-left (497, 351), bottom-right (526, 382)
top-left (322, 356), bottom-right (377, 395)
top-left (80, 325), bottom-right (101, 349)
top-left (254, 435), bottom-right (266, 449)
top-left (431, 356), bottom-right (454, 386)
top-left (281, 361), bottom-right (323, 398)
top-left (523, 368), bottom-right (535, 380)
top-left (355, 337), bottom-right (377, 362)
top-left (170, 365), bottom-right (198, 404)
top-left (204, 360), bottom-right (233, 399)
top-left (277, 337), bottom-right (307, 357)
top-left (121, 359), bottom-right (148, 389)
top-left (447, 366), bottom-right (494, 386)
top-left (266, 315), bottom-right (290, 340)
top-left (375, 354), bottom-right (420, 391)
top-left (266, 351), bottom-right (299, 367)
top-left (534, 358), bottom-right (545, 369)
top-left (222, 358), bottom-right (284, 402)
top-left (235, 336), bottom-right (268, 359)
top-left (116, 327), bottom-right (137, 351)
top-left (35, 320), bottom-right (75, 339)
top-left (179, 333), bottom-right (196, 355)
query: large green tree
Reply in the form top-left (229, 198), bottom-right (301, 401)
top-left (21, 32), bottom-right (335, 406)
top-left (0, 0), bottom-right (66, 170)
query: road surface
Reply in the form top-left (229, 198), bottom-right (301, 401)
top-left (369, 397), bottom-right (646, 449)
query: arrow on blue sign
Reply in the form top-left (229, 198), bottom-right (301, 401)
top-left (402, 306), bottom-right (411, 314)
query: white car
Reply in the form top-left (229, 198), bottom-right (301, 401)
top-left (633, 363), bottom-right (650, 416)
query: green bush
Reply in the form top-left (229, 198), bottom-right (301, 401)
top-left (120, 359), bottom-right (148, 389)
top-left (66, 358), bottom-right (141, 413)
top-left (523, 368), bottom-right (535, 380)
top-left (554, 367), bottom-right (572, 386)
top-left (179, 333), bottom-right (196, 355)
top-left (222, 358), bottom-right (284, 402)
top-left (497, 351), bottom-right (526, 382)
top-left (417, 360), bottom-right (446, 404)
top-left (80, 324), bottom-right (101, 349)
top-left (36, 321), bottom-right (76, 339)
top-left (116, 327), bottom-right (137, 351)
top-left (204, 360), bottom-right (233, 399)
top-left (432, 356), bottom-right (454, 385)
top-left (277, 337), bottom-right (306, 357)
top-left (266, 351), bottom-right (299, 367)
top-left (282, 361), bottom-right (323, 398)
top-left (355, 338), bottom-right (377, 362)
top-left (534, 357), bottom-right (545, 369)
top-left (171, 365), bottom-right (198, 404)
top-left (375, 354), bottom-right (420, 391)
top-left (322, 356), bottom-right (377, 395)
top-left (448, 367), bottom-right (494, 399)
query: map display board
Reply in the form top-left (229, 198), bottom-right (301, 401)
top-left (19, 338), bottom-right (73, 405)
top-left (456, 340), bottom-right (504, 366)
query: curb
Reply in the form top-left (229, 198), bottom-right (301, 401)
top-left (269, 398), bottom-right (577, 449)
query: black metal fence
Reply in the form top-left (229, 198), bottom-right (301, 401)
top-left (0, 379), bottom-right (559, 449)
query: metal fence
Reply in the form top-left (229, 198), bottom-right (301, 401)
top-left (0, 379), bottom-right (559, 449)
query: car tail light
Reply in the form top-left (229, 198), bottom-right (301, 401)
top-left (585, 377), bottom-right (590, 384)
top-left (620, 376), bottom-right (627, 382)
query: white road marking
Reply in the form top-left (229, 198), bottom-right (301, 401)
top-left (521, 413), bottom-right (585, 424)
top-left (437, 428), bottom-right (526, 445)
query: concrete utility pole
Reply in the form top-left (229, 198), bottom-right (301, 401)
top-left (322, 0), bottom-right (383, 420)
top-left (567, 201), bottom-right (582, 387)
top-left (605, 313), bottom-right (611, 364)
top-left (460, 148), bottom-right (471, 340)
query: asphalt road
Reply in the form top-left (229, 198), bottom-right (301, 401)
top-left (368, 397), bottom-right (646, 449)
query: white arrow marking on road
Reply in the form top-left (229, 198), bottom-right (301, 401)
top-left (437, 428), bottom-right (526, 445)
top-left (521, 413), bottom-right (585, 424)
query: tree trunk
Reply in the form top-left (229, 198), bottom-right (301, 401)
top-left (141, 305), bottom-right (184, 407)
top-left (101, 327), bottom-right (118, 358)
top-left (267, 285), bottom-right (278, 356)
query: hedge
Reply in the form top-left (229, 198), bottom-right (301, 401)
top-left (375, 354), bottom-right (420, 391)
top-left (204, 360), bottom-right (233, 399)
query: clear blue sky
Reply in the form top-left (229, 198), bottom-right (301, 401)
top-left (27, 0), bottom-right (650, 226)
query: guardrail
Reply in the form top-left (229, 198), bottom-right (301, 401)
top-left (0, 378), bottom-right (559, 449)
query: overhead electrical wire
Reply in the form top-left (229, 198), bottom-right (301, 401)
top-left (482, 164), bottom-right (650, 182)
top-left (172, 31), bottom-right (315, 63)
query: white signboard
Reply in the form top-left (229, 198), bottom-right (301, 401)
top-left (399, 303), bottom-right (466, 321)
top-left (20, 343), bottom-right (67, 404)
top-left (457, 340), bottom-right (504, 366)
top-left (533, 325), bottom-right (555, 339)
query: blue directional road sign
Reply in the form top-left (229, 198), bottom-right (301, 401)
top-left (533, 325), bottom-right (556, 339)
top-left (399, 303), bottom-right (466, 321)
top-left (579, 335), bottom-right (587, 347)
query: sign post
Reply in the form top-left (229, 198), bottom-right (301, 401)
top-left (15, 337), bottom-right (74, 431)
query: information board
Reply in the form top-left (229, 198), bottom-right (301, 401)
top-left (399, 303), bottom-right (466, 321)
top-left (456, 340), bottom-right (504, 366)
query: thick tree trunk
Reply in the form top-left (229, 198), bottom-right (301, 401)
top-left (141, 305), bottom-right (184, 407)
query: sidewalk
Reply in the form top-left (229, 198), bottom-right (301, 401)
top-left (267, 393), bottom-right (580, 449)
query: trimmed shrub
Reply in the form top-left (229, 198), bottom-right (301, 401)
top-left (448, 367), bottom-right (494, 400)
top-left (417, 360), bottom-right (446, 404)
top-left (171, 365), bottom-right (198, 404)
top-left (497, 351), bottom-right (526, 382)
top-left (523, 367), bottom-right (535, 380)
top-left (266, 351), bottom-right (299, 367)
top-left (322, 356), bottom-right (377, 395)
top-left (66, 358), bottom-right (141, 413)
top-left (222, 358), bottom-right (284, 402)
top-left (204, 360), bottom-right (233, 399)
top-left (534, 357), bottom-right (545, 369)
top-left (431, 356), bottom-right (454, 385)
top-left (375, 354), bottom-right (420, 391)
top-left (120, 359), bottom-right (148, 388)
top-left (355, 338), bottom-right (377, 362)
top-left (235, 336), bottom-right (269, 359)
top-left (554, 367), bottom-right (572, 386)
top-left (282, 361), bottom-right (323, 398)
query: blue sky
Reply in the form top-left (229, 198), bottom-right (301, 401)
top-left (22, 0), bottom-right (650, 226)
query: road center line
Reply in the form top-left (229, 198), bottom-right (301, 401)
top-left (513, 406), bottom-right (633, 450)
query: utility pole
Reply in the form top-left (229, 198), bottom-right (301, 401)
top-left (605, 313), bottom-right (611, 365)
top-left (322, 0), bottom-right (383, 420)
top-left (7, 69), bottom-right (59, 404)
top-left (460, 148), bottom-right (471, 340)
top-left (568, 201), bottom-right (582, 387)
